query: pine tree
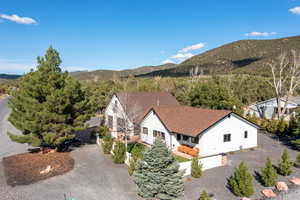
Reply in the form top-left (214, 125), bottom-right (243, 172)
top-left (112, 141), bottom-right (126, 164)
top-left (191, 157), bottom-right (202, 178)
top-left (7, 47), bottom-right (93, 150)
top-left (133, 138), bottom-right (184, 200)
top-left (199, 190), bottom-right (211, 200)
top-left (228, 161), bottom-right (254, 197)
top-left (260, 157), bottom-right (278, 186)
top-left (278, 149), bottom-right (294, 176)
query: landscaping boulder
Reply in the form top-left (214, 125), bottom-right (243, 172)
top-left (276, 182), bottom-right (288, 192)
top-left (289, 177), bottom-right (300, 185)
top-left (240, 197), bottom-right (251, 200)
top-left (261, 189), bottom-right (276, 198)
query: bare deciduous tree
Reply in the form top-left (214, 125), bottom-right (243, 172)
top-left (267, 50), bottom-right (300, 118)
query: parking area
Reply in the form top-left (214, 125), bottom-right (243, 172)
top-left (184, 133), bottom-right (300, 200)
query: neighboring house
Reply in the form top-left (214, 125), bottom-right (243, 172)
top-left (140, 105), bottom-right (259, 157)
top-left (104, 92), bottom-right (179, 141)
top-left (248, 96), bottom-right (300, 120)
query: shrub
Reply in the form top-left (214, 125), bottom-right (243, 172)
top-left (278, 149), bottom-right (294, 176)
top-left (131, 143), bottom-right (147, 160)
top-left (99, 125), bottom-right (109, 138)
top-left (228, 161), bottom-right (254, 197)
top-left (102, 134), bottom-right (113, 154)
top-left (295, 152), bottom-right (300, 168)
top-left (128, 157), bottom-right (137, 176)
top-left (112, 141), bottom-right (126, 164)
top-left (199, 190), bottom-right (211, 200)
top-left (191, 157), bottom-right (202, 178)
top-left (127, 143), bottom-right (135, 153)
top-left (260, 157), bottom-right (278, 186)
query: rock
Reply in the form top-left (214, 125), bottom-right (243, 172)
top-left (276, 181), bottom-right (288, 192)
top-left (240, 197), bottom-right (251, 200)
top-left (40, 165), bottom-right (52, 174)
top-left (261, 189), bottom-right (276, 198)
top-left (289, 177), bottom-right (300, 185)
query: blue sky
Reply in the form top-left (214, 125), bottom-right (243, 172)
top-left (1, 0), bottom-right (300, 74)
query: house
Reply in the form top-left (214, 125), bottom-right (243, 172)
top-left (140, 105), bottom-right (259, 157)
top-left (248, 96), bottom-right (300, 120)
top-left (104, 92), bottom-right (179, 142)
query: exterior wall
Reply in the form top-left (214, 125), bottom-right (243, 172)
top-left (196, 114), bottom-right (257, 157)
top-left (249, 98), bottom-right (297, 120)
top-left (140, 111), bottom-right (175, 149)
top-left (104, 95), bottom-right (134, 138)
top-left (179, 155), bottom-right (223, 176)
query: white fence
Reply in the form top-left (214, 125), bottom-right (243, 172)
top-left (179, 155), bottom-right (223, 176)
top-left (124, 151), bottom-right (223, 176)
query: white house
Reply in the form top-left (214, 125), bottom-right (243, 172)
top-left (104, 92), bottom-right (179, 141)
top-left (140, 105), bottom-right (259, 157)
top-left (248, 96), bottom-right (300, 120)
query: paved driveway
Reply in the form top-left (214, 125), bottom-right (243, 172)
top-left (0, 98), bottom-right (139, 200)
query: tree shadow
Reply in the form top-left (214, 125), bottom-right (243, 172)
top-left (232, 57), bottom-right (262, 68)
top-left (254, 170), bottom-right (264, 186)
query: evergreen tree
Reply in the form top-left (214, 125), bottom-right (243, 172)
top-left (133, 138), bottom-right (184, 200)
top-left (199, 190), bottom-right (211, 200)
top-left (228, 161), bottom-right (254, 197)
top-left (112, 141), bottom-right (126, 164)
top-left (260, 157), bottom-right (278, 186)
top-left (8, 47), bottom-right (93, 150)
top-left (191, 157), bottom-right (202, 178)
top-left (102, 134), bottom-right (113, 154)
top-left (278, 149), bottom-right (294, 176)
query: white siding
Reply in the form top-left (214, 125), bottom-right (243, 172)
top-left (104, 94), bottom-right (134, 138)
top-left (196, 114), bottom-right (257, 157)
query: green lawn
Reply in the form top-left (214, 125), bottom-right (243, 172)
top-left (174, 154), bottom-right (190, 163)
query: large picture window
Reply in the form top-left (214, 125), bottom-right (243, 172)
top-left (153, 130), bottom-right (165, 140)
top-left (223, 134), bottom-right (231, 142)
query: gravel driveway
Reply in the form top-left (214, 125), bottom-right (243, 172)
top-left (0, 98), bottom-right (139, 200)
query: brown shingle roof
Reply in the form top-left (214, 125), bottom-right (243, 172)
top-left (116, 92), bottom-right (179, 123)
top-left (150, 105), bottom-right (232, 137)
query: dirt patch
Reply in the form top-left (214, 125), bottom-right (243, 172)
top-left (2, 151), bottom-right (74, 186)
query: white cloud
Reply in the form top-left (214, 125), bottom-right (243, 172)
top-left (0, 59), bottom-right (35, 74)
top-left (179, 43), bottom-right (205, 53)
top-left (245, 32), bottom-right (277, 37)
top-left (0, 14), bottom-right (37, 24)
top-left (170, 53), bottom-right (194, 61)
top-left (289, 6), bottom-right (300, 15)
top-left (161, 59), bottom-right (175, 64)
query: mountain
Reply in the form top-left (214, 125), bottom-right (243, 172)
top-left (138, 35), bottom-right (300, 77)
top-left (70, 63), bottom-right (177, 80)
top-left (0, 74), bottom-right (21, 80)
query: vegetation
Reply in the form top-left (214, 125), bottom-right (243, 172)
top-left (133, 138), bottom-right (184, 200)
top-left (260, 158), bottom-right (278, 187)
top-left (128, 158), bottom-right (137, 176)
top-left (131, 143), bottom-right (148, 161)
top-left (98, 125), bottom-right (110, 138)
top-left (278, 149), bottom-right (294, 176)
top-left (295, 153), bottom-right (300, 168)
top-left (199, 190), bottom-right (211, 200)
top-left (191, 157), bottom-right (202, 178)
top-left (174, 154), bottom-right (190, 163)
top-left (102, 134), bottom-right (113, 154)
top-left (7, 47), bottom-right (94, 150)
top-left (228, 162), bottom-right (254, 197)
top-left (112, 141), bottom-right (126, 164)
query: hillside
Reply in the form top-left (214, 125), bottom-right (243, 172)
top-left (70, 63), bottom-right (177, 80)
top-left (138, 35), bottom-right (300, 77)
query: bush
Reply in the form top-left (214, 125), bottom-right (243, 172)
top-left (199, 190), bottom-right (211, 200)
top-left (112, 141), bottom-right (126, 164)
top-left (260, 157), bottom-right (278, 186)
top-left (131, 143), bottom-right (147, 160)
top-left (295, 153), bottom-right (300, 168)
top-left (191, 157), bottom-right (202, 178)
top-left (228, 161), bottom-right (254, 197)
top-left (128, 158), bottom-right (136, 176)
top-left (278, 149), bottom-right (294, 176)
top-left (99, 125), bottom-right (109, 138)
top-left (102, 134), bottom-right (113, 154)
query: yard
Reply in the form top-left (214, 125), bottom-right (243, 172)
top-left (184, 132), bottom-right (300, 200)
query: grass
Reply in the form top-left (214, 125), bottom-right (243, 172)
top-left (174, 154), bottom-right (190, 163)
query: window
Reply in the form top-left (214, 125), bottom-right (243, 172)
top-left (177, 134), bottom-right (181, 140)
top-left (223, 134), bottom-right (231, 142)
top-left (117, 118), bottom-right (125, 131)
top-left (244, 131), bottom-right (248, 138)
top-left (183, 135), bottom-right (189, 141)
top-left (108, 115), bottom-right (113, 128)
top-left (191, 137), bottom-right (199, 144)
top-left (153, 130), bottom-right (165, 140)
top-left (143, 127), bottom-right (148, 135)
